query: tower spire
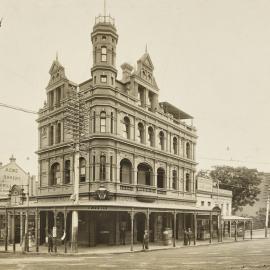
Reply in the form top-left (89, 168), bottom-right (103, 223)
top-left (145, 44), bottom-right (148, 53)
top-left (56, 51), bottom-right (58, 61)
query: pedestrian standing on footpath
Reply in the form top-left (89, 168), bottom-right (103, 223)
top-left (48, 232), bottom-right (53, 253)
top-left (184, 229), bottom-right (188, 245)
top-left (187, 228), bottom-right (192, 245)
top-left (120, 221), bottom-right (126, 245)
top-left (142, 230), bottom-right (149, 250)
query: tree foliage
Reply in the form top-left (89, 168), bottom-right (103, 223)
top-left (209, 166), bottom-right (262, 213)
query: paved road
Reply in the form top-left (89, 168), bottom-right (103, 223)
top-left (1, 239), bottom-right (270, 270)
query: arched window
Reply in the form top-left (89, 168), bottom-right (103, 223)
top-left (112, 48), bottom-right (114, 65)
top-left (100, 155), bottom-right (106, 181)
top-left (148, 126), bottom-right (154, 147)
top-left (186, 142), bottom-right (191, 159)
top-left (49, 125), bottom-right (54, 146)
top-left (79, 157), bottom-right (86, 182)
top-left (137, 163), bottom-right (152, 186)
top-left (50, 163), bottom-right (60, 186)
top-left (64, 160), bottom-right (71, 184)
top-left (94, 47), bottom-right (97, 64)
top-left (185, 173), bottom-right (190, 192)
top-left (101, 46), bottom-right (107, 62)
top-left (56, 123), bottom-right (61, 144)
top-left (138, 123), bottom-right (144, 143)
top-left (120, 159), bottom-right (132, 184)
top-left (159, 131), bottom-right (165, 150)
top-left (100, 111), bottom-right (106, 133)
top-left (173, 137), bottom-right (177, 155)
top-left (123, 117), bottom-right (130, 139)
top-left (172, 170), bottom-right (177, 190)
top-left (157, 168), bottom-right (165, 189)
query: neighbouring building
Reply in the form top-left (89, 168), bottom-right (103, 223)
top-left (1, 11), bottom-right (227, 253)
top-left (0, 155), bottom-right (36, 198)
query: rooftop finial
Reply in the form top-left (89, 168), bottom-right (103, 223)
top-left (56, 51), bottom-right (58, 61)
top-left (145, 44), bottom-right (148, 53)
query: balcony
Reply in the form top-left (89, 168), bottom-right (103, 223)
top-left (37, 182), bottom-right (196, 202)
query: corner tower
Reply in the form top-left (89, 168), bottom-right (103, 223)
top-left (91, 15), bottom-right (118, 87)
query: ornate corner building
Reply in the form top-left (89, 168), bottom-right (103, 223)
top-left (0, 13), bottom-right (224, 253)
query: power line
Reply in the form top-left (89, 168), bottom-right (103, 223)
top-left (0, 102), bottom-right (37, 115)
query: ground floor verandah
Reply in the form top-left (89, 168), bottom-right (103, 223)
top-left (0, 205), bottom-right (253, 253)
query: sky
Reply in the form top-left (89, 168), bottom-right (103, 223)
top-left (1, 0), bottom-right (270, 175)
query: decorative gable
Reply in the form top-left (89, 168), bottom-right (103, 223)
top-left (48, 59), bottom-right (67, 87)
top-left (136, 53), bottom-right (158, 89)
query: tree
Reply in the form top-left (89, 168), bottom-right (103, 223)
top-left (209, 166), bottom-right (262, 213)
top-left (252, 208), bottom-right (268, 229)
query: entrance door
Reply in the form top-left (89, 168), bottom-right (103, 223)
top-left (96, 213), bottom-right (112, 245)
top-left (136, 213), bottom-right (145, 242)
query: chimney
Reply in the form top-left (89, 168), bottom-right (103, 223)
top-left (121, 63), bottom-right (133, 83)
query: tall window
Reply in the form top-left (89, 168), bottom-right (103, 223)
top-left (138, 123), bottom-right (144, 143)
top-left (172, 170), bottom-right (177, 190)
top-left (101, 46), bottom-right (107, 62)
top-left (100, 155), bottom-right (106, 181)
top-left (157, 168), bottom-right (165, 189)
top-left (93, 156), bottom-right (96, 181)
top-left (79, 157), bottom-right (86, 182)
top-left (159, 131), bottom-right (165, 150)
top-left (100, 111), bottom-right (106, 132)
top-left (93, 111), bottom-right (96, 133)
top-left (64, 160), bottom-right (71, 184)
top-left (111, 112), bottom-right (114, 133)
top-left (120, 159), bottom-right (132, 184)
top-left (185, 173), bottom-right (190, 192)
top-left (173, 137), bottom-right (177, 154)
top-left (50, 163), bottom-right (60, 186)
top-left (112, 48), bottom-right (114, 65)
top-left (123, 117), bottom-right (130, 139)
top-left (110, 156), bottom-right (113, 181)
top-left (148, 126), bottom-right (154, 147)
top-left (94, 47), bottom-right (97, 64)
top-left (138, 89), bottom-right (144, 106)
top-left (186, 142), bottom-right (191, 158)
top-left (49, 91), bottom-right (54, 108)
top-left (49, 125), bottom-right (54, 146)
top-left (56, 123), bottom-right (61, 144)
top-left (55, 88), bottom-right (61, 107)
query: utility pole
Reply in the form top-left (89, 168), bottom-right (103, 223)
top-left (64, 90), bottom-right (89, 253)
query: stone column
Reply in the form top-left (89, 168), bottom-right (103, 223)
top-left (64, 209), bottom-right (67, 253)
top-left (209, 212), bottom-right (213, 244)
top-left (193, 212), bottom-right (197, 246)
top-left (13, 209), bottom-right (15, 253)
top-left (5, 209), bottom-right (8, 251)
top-left (130, 210), bottom-right (134, 251)
top-left (71, 210), bottom-right (78, 253)
top-left (173, 211), bottom-right (176, 247)
top-left (229, 220), bottom-right (232, 238)
top-left (35, 209), bottom-right (40, 252)
top-left (235, 221), bottom-right (238, 242)
top-left (243, 221), bottom-right (245, 240)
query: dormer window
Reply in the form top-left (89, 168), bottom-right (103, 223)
top-left (101, 46), bottom-right (107, 62)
